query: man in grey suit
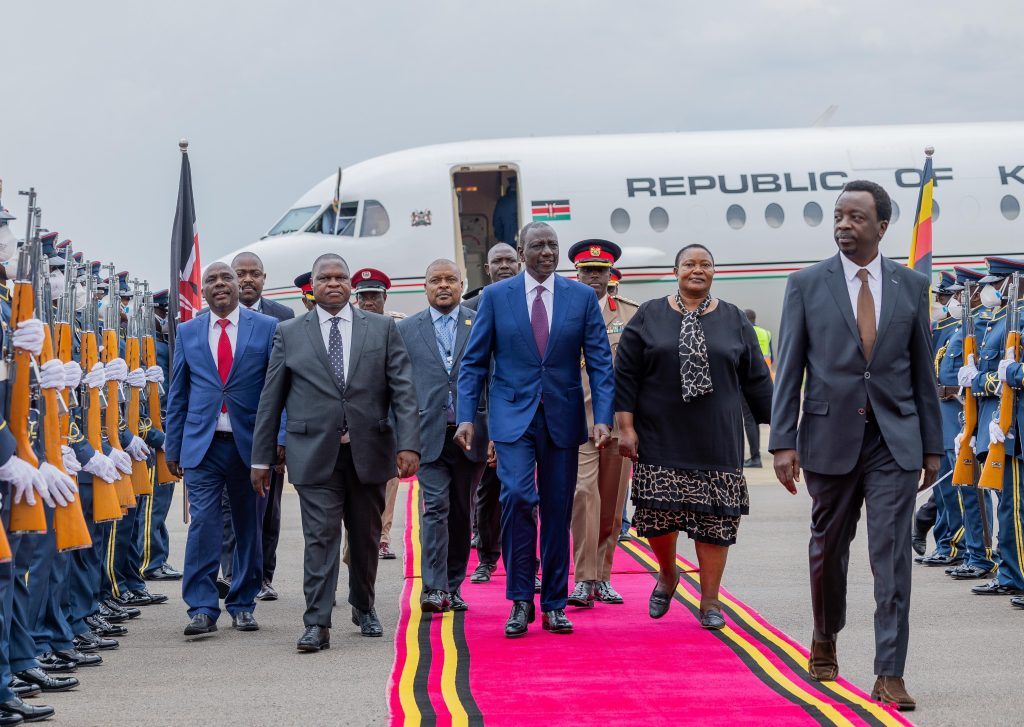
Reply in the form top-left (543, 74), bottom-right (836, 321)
top-left (398, 260), bottom-right (487, 613)
top-left (250, 253), bottom-right (420, 652)
top-left (770, 180), bottom-right (942, 711)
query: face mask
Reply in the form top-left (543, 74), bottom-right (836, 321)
top-left (980, 283), bottom-right (1004, 309)
top-left (49, 271), bottom-right (66, 300)
top-left (122, 303), bottom-right (132, 316)
top-left (946, 297), bottom-right (963, 320)
top-left (74, 281), bottom-right (88, 311)
top-left (930, 302), bottom-right (946, 322)
top-left (156, 315), bottom-right (167, 328)
top-left (0, 224), bottom-right (17, 263)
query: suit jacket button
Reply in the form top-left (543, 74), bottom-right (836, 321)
top-left (864, 371), bottom-right (871, 379)
top-left (858, 408), bottom-right (866, 415)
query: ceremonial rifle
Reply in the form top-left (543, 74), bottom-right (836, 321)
top-left (953, 282), bottom-right (979, 486)
top-left (979, 273), bottom-right (1021, 490)
top-left (142, 284), bottom-right (175, 483)
top-left (102, 264), bottom-right (136, 509)
top-left (78, 263), bottom-right (121, 521)
top-left (6, 190), bottom-right (45, 532)
top-left (125, 280), bottom-right (152, 495)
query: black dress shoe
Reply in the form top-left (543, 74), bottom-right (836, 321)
top-left (617, 531), bottom-right (632, 542)
top-left (595, 581), bottom-right (624, 604)
top-left (74, 632), bottom-right (118, 652)
top-left (352, 607), bottom-right (383, 637)
top-left (146, 564), bottom-right (183, 581)
top-left (98, 602), bottom-right (130, 623)
top-left (114, 591), bottom-right (152, 608)
top-left (421, 589), bottom-right (450, 613)
top-left (911, 534), bottom-right (927, 557)
top-left (699, 606), bottom-right (726, 630)
top-left (36, 653), bottom-right (76, 673)
top-left (14, 668), bottom-right (78, 693)
top-left (8, 678), bottom-right (40, 699)
top-left (743, 456), bottom-right (762, 468)
top-left (567, 581), bottom-right (595, 608)
top-left (449, 591), bottom-right (469, 612)
top-left (296, 625), bottom-right (330, 652)
top-left (54, 649), bottom-right (102, 667)
top-left (0, 696), bottom-right (54, 723)
top-left (133, 587), bottom-right (169, 605)
top-left (950, 564), bottom-right (996, 580)
top-left (649, 569), bottom-right (680, 619)
top-left (1010, 595), bottom-right (1024, 609)
top-left (86, 614), bottom-right (128, 637)
top-left (505, 600), bottom-right (535, 638)
top-left (216, 577), bottom-right (231, 600)
top-left (183, 613), bottom-right (217, 637)
top-left (470, 562), bottom-right (495, 584)
top-left (231, 611), bottom-right (259, 631)
top-left (923, 553), bottom-right (962, 567)
top-left (0, 709), bottom-right (23, 726)
top-left (257, 581), bottom-right (278, 601)
top-left (971, 579), bottom-right (1024, 596)
top-left (542, 609), bottom-right (573, 634)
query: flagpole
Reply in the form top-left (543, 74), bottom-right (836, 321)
top-left (168, 138), bottom-right (188, 359)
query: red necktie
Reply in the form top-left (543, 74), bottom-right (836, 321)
top-left (217, 319), bottom-right (232, 412)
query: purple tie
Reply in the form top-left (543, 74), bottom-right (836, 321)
top-left (531, 285), bottom-right (549, 356)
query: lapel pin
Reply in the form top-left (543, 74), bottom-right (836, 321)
top-left (464, 319), bottom-right (471, 326)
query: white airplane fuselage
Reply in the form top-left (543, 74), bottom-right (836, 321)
top-left (219, 122), bottom-right (1024, 335)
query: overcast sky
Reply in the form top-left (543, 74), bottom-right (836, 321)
top-left (0, 0), bottom-right (1018, 285)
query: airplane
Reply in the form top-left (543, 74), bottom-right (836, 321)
top-left (217, 121), bottom-right (1024, 334)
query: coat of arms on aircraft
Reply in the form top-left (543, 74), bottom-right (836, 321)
top-left (410, 210), bottom-right (432, 227)
top-left (531, 199), bottom-right (571, 222)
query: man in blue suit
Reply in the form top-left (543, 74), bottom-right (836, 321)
top-left (455, 222), bottom-right (615, 637)
top-left (165, 262), bottom-right (279, 638)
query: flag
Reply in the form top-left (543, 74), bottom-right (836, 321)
top-left (531, 199), bottom-right (571, 222)
top-left (169, 141), bottom-right (201, 338)
top-left (908, 150), bottom-right (935, 285)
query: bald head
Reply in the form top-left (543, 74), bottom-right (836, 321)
top-left (202, 262), bottom-right (239, 317)
top-left (485, 242), bottom-right (520, 283)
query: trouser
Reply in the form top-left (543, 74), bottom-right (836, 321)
top-left (494, 406), bottom-right (578, 612)
top-left (1, 484), bottom-right (19, 701)
top-left (380, 477), bottom-right (400, 546)
top-left (994, 456), bottom-right (1024, 589)
top-left (68, 482), bottom-right (105, 636)
top-left (914, 492), bottom-right (937, 540)
top-left (740, 397), bottom-right (760, 459)
top-left (22, 506), bottom-right (75, 654)
top-left (105, 487), bottom-right (147, 598)
top-left (931, 454), bottom-right (966, 557)
top-left (948, 450), bottom-right (997, 571)
top-left (572, 437), bottom-right (629, 582)
top-left (475, 465), bottom-right (502, 567)
top-left (295, 444), bottom-right (385, 626)
top-left (222, 468), bottom-right (283, 583)
top-left (418, 430), bottom-right (485, 594)
top-left (139, 480), bottom-right (176, 576)
top-left (183, 436), bottom-right (265, 620)
top-left (804, 419), bottom-right (918, 678)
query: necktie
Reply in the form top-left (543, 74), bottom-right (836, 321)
top-left (435, 315), bottom-right (456, 423)
top-left (328, 317), bottom-right (348, 434)
top-left (216, 319), bottom-right (232, 413)
top-left (856, 269), bottom-right (876, 360)
top-left (531, 285), bottom-right (549, 356)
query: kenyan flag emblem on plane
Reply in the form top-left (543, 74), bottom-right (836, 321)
top-left (531, 199), bottom-right (571, 221)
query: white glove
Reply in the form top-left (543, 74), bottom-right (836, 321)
top-left (83, 362), bottom-right (105, 389)
top-left (957, 354), bottom-right (979, 388)
top-left (109, 448), bottom-right (133, 475)
top-left (38, 359), bottom-right (65, 390)
top-left (82, 452), bottom-right (119, 483)
top-left (104, 358), bottom-right (128, 382)
top-left (11, 319), bottom-right (45, 356)
top-left (954, 430), bottom-right (977, 456)
top-left (989, 418), bottom-right (1007, 445)
top-left (0, 455), bottom-right (53, 507)
top-left (125, 435), bottom-right (150, 461)
top-left (62, 361), bottom-right (83, 390)
top-left (998, 348), bottom-right (1015, 383)
top-left (126, 367), bottom-right (146, 388)
top-left (39, 462), bottom-right (77, 506)
top-left (61, 445), bottom-right (83, 475)
top-left (144, 366), bottom-right (164, 384)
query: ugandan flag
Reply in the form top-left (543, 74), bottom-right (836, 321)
top-left (531, 199), bottom-right (571, 221)
top-left (908, 151), bottom-right (935, 286)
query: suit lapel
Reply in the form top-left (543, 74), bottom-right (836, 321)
top-left (874, 257), bottom-right (900, 358)
top-left (825, 254), bottom-right (863, 353)
top-left (226, 309), bottom-right (255, 383)
top-left (507, 274), bottom-right (542, 363)
top-left (193, 313), bottom-right (220, 380)
top-left (303, 309), bottom-right (341, 392)
top-left (416, 310), bottom-right (446, 370)
top-left (346, 307), bottom-right (369, 386)
top-left (544, 275), bottom-right (571, 362)
top-left (453, 306), bottom-right (473, 361)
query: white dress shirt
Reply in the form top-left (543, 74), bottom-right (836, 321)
top-left (524, 271), bottom-right (555, 332)
top-left (208, 307), bottom-right (240, 432)
top-left (317, 303), bottom-right (353, 383)
top-left (839, 251), bottom-right (882, 328)
top-left (243, 299), bottom-right (262, 313)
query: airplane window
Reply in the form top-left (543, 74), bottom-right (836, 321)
top-left (360, 200), bottom-right (390, 237)
top-left (803, 201), bottom-right (823, 227)
top-left (890, 201), bottom-right (900, 224)
top-left (932, 200), bottom-right (940, 223)
top-left (765, 203), bottom-right (784, 228)
top-left (726, 204), bottom-right (745, 230)
top-left (649, 207), bottom-right (669, 233)
top-left (319, 202), bottom-right (359, 236)
top-left (267, 206), bottom-right (319, 236)
top-left (611, 208), bottom-right (631, 234)
top-left (1001, 195), bottom-right (1021, 221)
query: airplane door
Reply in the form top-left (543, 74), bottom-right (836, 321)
top-left (451, 164), bottom-right (520, 293)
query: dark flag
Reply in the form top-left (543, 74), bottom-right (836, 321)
top-left (908, 147), bottom-right (935, 290)
top-left (169, 139), bottom-right (202, 349)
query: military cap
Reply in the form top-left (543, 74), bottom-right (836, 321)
top-left (294, 271), bottom-right (314, 300)
top-left (978, 257), bottom-right (1024, 284)
top-left (0, 207), bottom-right (15, 222)
top-left (115, 270), bottom-right (131, 296)
top-left (152, 289), bottom-right (169, 308)
top-left (40, 231), bottom-right (65, 268)
top-left (567, 239), bottom-right (621, 268)
top-left (352, 268), bottom-right (391, 293)
top-left (935, 272), bottom-right (956, 295)
top-left (954, 266), bottom-right (985, 285)
top-left (609, 267), bottom-right (623, 284)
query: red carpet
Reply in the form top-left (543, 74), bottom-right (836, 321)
top-left (388, 480), bottom-right (913, 726)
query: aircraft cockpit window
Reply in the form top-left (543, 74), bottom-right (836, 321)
top-left (890, 201), bottom-right (901, 224)
top-left (803, 201), bottom-right (823, 227)
top-left (360, 200), bottom-right (390, 237)
top-left (610, 208), bottom-right (630, 234)
top-left (267, 205), bottom-right (319, 236)
top-left (319, 202), bottom-right (359, 236)
top-left (726, 204), bottom-right (746, 230)
top-left (649, 207), bottom-right (669, 233)
top-left (932, 200), bottom-right (940, 222)
top-left (765, 203), bottom-right (784, 228)
top-left (1002, 195), bottom-right (1020, 221)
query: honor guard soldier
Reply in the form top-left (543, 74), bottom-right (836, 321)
top-left (565, 240), bottom-right (639, 607)
top-left (293, 272), bottom-right (316, 312)
top-left (351, 268), bottom-right (405, 560)
top-left (961, 257), bottom-right (1024, 600)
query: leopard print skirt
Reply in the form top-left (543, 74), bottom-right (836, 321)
top-left (631, 463), bottom-right (748, 546)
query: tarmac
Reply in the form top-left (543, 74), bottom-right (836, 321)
top-left (51, 443), bottom-right (1021, 726)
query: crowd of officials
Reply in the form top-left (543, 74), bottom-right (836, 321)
top-left (4, 176), bottom-right (1012, 719)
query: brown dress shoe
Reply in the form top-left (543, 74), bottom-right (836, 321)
top-left (871, 676), bottom-right (916, 711)
top-left (807, 638), bottom-right (838, 681)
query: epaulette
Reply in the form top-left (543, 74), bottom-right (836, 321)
top-left (612, 294), bottom-right (640, 307)
top-left (934, 343), bottom-right (948, 378)
top-left (0, 286), bottom-right (9, 302)
top-left (934, 317), bottom-right (958, 330)
top-left (387, 310), bottom-right (407, 320)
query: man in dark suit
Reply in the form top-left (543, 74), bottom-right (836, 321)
top-left (455, 223), bottom-right (615, 637)
top-left (165, 262), bottom-right (281, 637)
top-left (398, 260), bottom-right (487, 613)
top-left (250, 253), bottom-right (419, 652)
top-left (770, 180), bottom-right (942, 711)
top-left (216, 252), bottom-right (295, 602)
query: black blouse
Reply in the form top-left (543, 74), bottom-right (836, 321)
top-left (614, 297), bottom-right (773, 472)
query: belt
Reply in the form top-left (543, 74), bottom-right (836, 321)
top-left (213, 431), bottom-right (234, 441)
top-left (937, 385), bottom-right (960, 400)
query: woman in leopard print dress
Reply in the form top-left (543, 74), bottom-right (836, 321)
top-left (615, 244), bottom-right (773, 629)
